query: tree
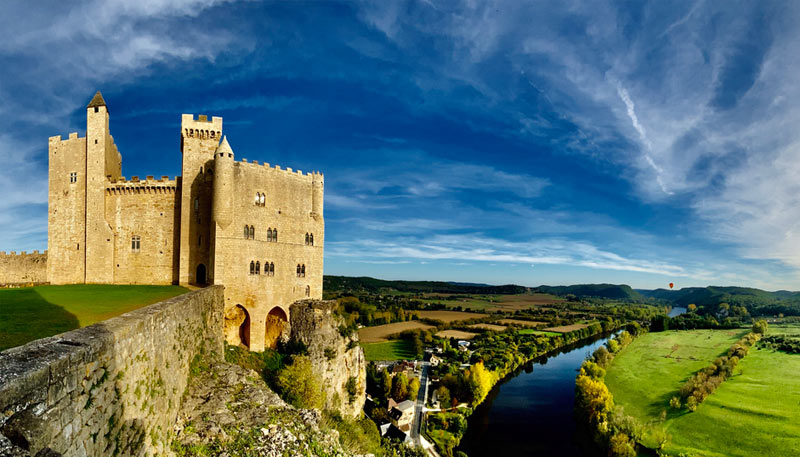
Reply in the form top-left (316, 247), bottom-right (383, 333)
top-left (752, 319), bottom-right (768, 334)
top-left (275, 355), bottom-right (325, 409)
top-left (593, 346), bottom-right (613, 367)
top-left (669, 396), bottom-right (681, 409)
top-left (380, 370), bottom-right (392, 401)
top-left (466, 361), bottom-right (494, 406)
top-left (408, 377), bottom-right (420, 401)
top-left (580, 360), bottom-right (606, 380)
top-left (391, 372), bottom-right (409, 401)
top-left (686, 395), bottom-right (698, 412)
top-left (435, 386), bottom-right (451, 409)
top-left (687, 304), bottom-right (697, 313)
top-left (608, 432), bottom-right (636, 457)
top-left (575, 375), bottom-right (614, 426)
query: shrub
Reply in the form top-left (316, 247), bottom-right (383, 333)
top-left (275, 355), bottom-right (325, 409)
top-left (752, 319), bottom-right (768, 334)
top-left (608, 432), bottom-right (636, 457)
top-left (669, 396), bottom-right (681, 409)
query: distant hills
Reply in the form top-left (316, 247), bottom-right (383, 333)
top-left (324, 275), bottom-right (800, 315)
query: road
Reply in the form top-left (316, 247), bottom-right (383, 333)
top-left (409, 359), bottom-right (430, 445)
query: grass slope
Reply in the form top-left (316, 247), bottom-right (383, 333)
top-left (0, 284), bottom-right (188, 351)
top-left (605, 329), bottom-right (800, 457)
top-left (361, 340), bottom-right (416, 361)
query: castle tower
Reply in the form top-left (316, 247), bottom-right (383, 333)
top-left (178, 114), bottom-right (222, 285)
top-left (210, 136), bottom-right (234, 285)
top-left (83, 92), bottom-right (120, 283)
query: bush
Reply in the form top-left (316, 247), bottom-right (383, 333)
top-left (275, 355), bottom-right (325, 409)
top-left (608, 432), bottom-right (636, 457)
top-left (752, 319), bottom-right (768, 334)
top-left (669, 396), bottom-right (681, 409)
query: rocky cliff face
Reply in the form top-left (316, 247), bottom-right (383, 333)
top-left (289, 300), bottom-right (366, 418)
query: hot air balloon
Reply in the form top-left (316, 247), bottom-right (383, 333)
top-left (669, 283), bottom-right (674, 289)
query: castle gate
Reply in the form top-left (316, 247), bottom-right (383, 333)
top-left (196, 264), bottom-right (207, 285)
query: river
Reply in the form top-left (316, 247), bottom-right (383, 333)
top-left (456, 333), bottom-right (614, 457)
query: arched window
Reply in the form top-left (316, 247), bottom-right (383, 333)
top-left (249, 225), bottom-right (255, 240)
top-left (309, 233), bottom-right (314, 246)
top-left (296, 264), bottom-right (301, 277)
top-left (255, 192), bottom-right (260, 205)
top-left (255, 261), bottom-right (260, 275)
top-left (305, 285), bottom-right (310, 297)
top-left (269, 262), bottom-right (275, 276)
top-left (259, 193), bottom-right (265, 206)
top-left (301, 264), bottom-right (306, 277)
top-left (305, 233), bottom-right (309, 245)
top-left (250, 261), bottom-right (255, 275)
top-left (194, 198), bottom-right (199, 211)
top-left (244, 225), bottom-right (250, 239)
top-left (273, 228), bottom-right (278, 242)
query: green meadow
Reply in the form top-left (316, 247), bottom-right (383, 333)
top-left (605, 328), bottom-right (800, 457)
top-left (361, 339), bottom-right (416, 361)
top-left (0, 284), bottom-right (188, 351)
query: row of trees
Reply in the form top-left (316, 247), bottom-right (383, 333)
top-left (574, 330), bottom-right (657, 457)
top-left (671, 332), bottom-right (760, 411)
top-left (759, 335), bottom-right (800, 354)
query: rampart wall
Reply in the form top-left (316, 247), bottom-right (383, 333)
top-left (0, 286), bottom-right (224, 457)
top-left (0, 251), bottom-right (48, 286)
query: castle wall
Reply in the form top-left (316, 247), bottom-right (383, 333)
top-left (0, 286), bottom-right (224, 457)
top-left (47, 133), bottom-right (87, 285)
top-left (0, 251), bottom-right (47, 286)
top-left (104, 177), bottom-right (180, 285)
top-left (215, 159), bottom-right (324, 352)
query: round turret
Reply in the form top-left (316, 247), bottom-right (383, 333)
top-left (212, 136), bottom-right (234, 229)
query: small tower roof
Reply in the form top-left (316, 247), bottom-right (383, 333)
top-left (87, 91), bottom-right (107, 109)
top-left (217, 136), bottom-right (233, 155)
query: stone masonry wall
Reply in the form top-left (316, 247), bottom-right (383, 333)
top-left (289, 300), bottom-right (366, 418)
top-left (0, 251), bottom-right (47, 286)
top-left (0, 286), bottom-right (224, 457)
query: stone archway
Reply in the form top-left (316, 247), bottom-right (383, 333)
top-left (224, 304), bottom-right (250, 348)
top-left (265, 306), bottom-right (288, 350)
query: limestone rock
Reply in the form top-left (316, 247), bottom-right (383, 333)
top-left (289, 300), bottom-right (367, 418)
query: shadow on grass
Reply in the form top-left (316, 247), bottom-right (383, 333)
top-left (0, 288), bottom-right (79, 351)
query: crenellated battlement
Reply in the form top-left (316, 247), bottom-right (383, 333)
top-left (0, 250), bottom-right (47, 257)
top-left (181, 113), bottom-right (223, 140)
top-left (234, 158), bottom-right (324, 180)
top-left (105, 175), bottom-right (179, 195)
top-left (49, 132), bottom-right (83, 143)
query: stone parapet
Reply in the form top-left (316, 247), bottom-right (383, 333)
top-left (0, 285), bottom-right (224, 456)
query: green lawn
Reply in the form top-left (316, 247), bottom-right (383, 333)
top-left (605, 329), bottom-right (800, 456)
top-left (0, 284), bottom-right (188, 351)
top-left (361, 340), bottom-right (416, 361)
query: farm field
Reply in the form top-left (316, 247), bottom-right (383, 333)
top-left (602, 329), bottom-right (800, 456)
top-left (0, 284), bottom-right (189, 351)
top-left (419, 293), bottom-right (563, 312)
top-left (362, 340), bottom-right (416, 361)
top-left (468, 323), bottom-right (506, 332)
top-left (358, 321), bottom-right (435, 343)
top-left (416, 310), bottom-right (488, 323)
top-left (497, 319), bottom-right (545, 327)
top-left (435, 329), bottom-right (478, 339)
top-left (542, 323), bottom-right (592, 333)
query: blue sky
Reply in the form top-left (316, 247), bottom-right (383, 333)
top-left (2, 0), bottom-right (799, 290)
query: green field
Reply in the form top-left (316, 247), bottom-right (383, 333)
top-left (605, 328), bottom-right (800, 457)
top-left (361, 340), bottom-right (416, 361)
top-left (0, 285), bottom-right (188, 351)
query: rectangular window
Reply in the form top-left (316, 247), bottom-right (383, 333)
top-left (69, 172), bottom-right (77, 183)
top-left (131, 235), bottom-right (141, 252)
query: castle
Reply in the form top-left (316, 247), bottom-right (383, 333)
top-left (3, 91), bottom-right (324, 352)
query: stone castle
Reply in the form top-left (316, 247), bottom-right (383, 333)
top-left (2, 91), bottom-right (325, 352)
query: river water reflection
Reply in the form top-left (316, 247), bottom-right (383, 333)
top-left (456, 333), bottom-right (613, 457)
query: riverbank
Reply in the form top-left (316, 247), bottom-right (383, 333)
top-left (426, 323), bottom-right (636, 456)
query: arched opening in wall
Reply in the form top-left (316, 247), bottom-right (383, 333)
top-left (265, 306), bottom-right (288, 350)
top-left (224, 304), bottom-right (251, 349)
top-left (196, 264), bottom-right (207, 285)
